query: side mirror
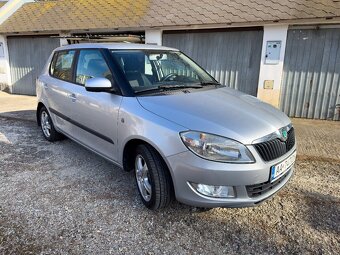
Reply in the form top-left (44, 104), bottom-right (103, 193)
top-left (85, 77), bottom-right (115, 93)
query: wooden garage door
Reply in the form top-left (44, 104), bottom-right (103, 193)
top-left (280, 28), bottom-right (340, 120)
top-left (163, 29), bottom-right (263, 96)
top-left (8, 37), bottom-right (60, 95)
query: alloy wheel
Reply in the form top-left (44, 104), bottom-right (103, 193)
top-left (41, 111), bottom-right (51, 138)
top-left (135, 154), bottom-right (152, 202)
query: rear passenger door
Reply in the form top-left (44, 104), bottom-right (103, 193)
top-left (46, 50), bottom-right (78, 136)
top-left (68, 49), bottom-right (122, 162)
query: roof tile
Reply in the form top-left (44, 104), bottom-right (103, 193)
top-left (0, 0), bottom-right (339, 33)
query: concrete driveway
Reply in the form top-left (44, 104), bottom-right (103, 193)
top-left (0, 91), bottom-right (36, 121)
top-left (0, 92), bottom-right (339, 254)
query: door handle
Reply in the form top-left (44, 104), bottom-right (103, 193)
top-left (68, 93), bottom-right (77, 102)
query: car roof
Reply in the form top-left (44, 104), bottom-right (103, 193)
top-left (55, 43), bottom-right (179, 52)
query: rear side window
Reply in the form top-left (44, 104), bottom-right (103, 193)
top-left (50, 50), bottom-right (76, 82)
top-left (76, 49), bottom-right (113, 85)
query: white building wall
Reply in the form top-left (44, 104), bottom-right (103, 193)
top-left (145, 30), bottom-right (163, 45)
top-left (59, 33), bottom-right (70, 46)
top-left (257, 25), bottom-right (289, 107)
top-left (0, 35), bottom-right (11, 92)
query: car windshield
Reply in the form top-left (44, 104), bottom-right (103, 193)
top-left (110, 50), bottom-right (218, 94)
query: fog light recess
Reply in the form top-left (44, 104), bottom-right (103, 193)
top-left (190, 183), bottom-right (235, 198)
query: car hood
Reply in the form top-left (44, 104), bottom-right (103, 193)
top-left (137, 87), bottom-right (291, 145)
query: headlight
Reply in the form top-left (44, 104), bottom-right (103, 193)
top-left (180, 131), bottom-right (255, 163)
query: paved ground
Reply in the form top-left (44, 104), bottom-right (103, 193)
top-left (293, 118), bottom-right (340, 160)
top-left (0, 92), bottom-right (339, 254)
top-left (0, 91), bottom-right (36, 122)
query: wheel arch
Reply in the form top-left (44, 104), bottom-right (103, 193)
top-left (122, 138), bottom-right (168, 171)
top-left (122, 137), bottom-right (175, 192)
top-left (36, 102), bottom-right (46, 126)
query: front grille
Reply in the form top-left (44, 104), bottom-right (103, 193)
top-left (246, 170), bottom-right (291, 198)
top-left (254, 127), bottom-right (295, 162)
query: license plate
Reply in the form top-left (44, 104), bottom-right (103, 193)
top-left (270, 151), bottom-right (296, 182)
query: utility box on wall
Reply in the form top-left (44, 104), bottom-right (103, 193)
top-left (264, 41), bottom-right (281, 65)
top-left (263, 80), bottom-right (274, 89)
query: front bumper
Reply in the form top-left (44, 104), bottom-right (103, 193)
top-left (166, 146), bottom-right (296, 208)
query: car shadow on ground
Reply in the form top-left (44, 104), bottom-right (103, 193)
top-left (0, 110), bottom-right (36, 122)
top-left (300, 190), bottom-right (340, 234)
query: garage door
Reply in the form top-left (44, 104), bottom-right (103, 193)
top-left (163, 29), bottom-right (263, 96)
top-left (8, 37), bottom-right (60, 95)
top-left (280, 28), bottom-right (340, 120)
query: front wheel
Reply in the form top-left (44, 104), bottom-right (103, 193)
top-left (134, 144), bottom-right (173, 210)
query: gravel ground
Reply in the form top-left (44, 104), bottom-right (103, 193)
top-left (0, 114), bottom-right (339, 254)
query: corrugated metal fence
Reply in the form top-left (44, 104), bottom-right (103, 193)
top-left (280, 28), bottom-right (340, 120)
top-left (8, 37), bottom-right (60, 95)
top-left (163, 29), bottom-right (263, 96)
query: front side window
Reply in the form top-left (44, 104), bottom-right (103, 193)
top-left (51, 50), bottom-right (76, 82)
top-left (110, 50), bottom-right (217, 93)
top-left (76, 50), bottom-right (113, 85)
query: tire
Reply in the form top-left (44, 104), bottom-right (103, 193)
top-left (134, 144), bottom-right (173, 210)
top-left (39, 106), bottom-right (63, 142)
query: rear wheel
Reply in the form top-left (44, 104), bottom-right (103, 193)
top-left (134, 144), bottom-right (173, 210)
top-left (39, 106), bottom-right (63, 142)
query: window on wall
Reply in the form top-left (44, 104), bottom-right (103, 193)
top-left (51, 50), bottom-right (76, 82)
top-left (76, 50), bottom-right (113, 85)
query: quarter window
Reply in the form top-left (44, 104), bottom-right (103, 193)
top-left (76, 50), bottom-right (113, 85)
top-left (51, 50), bottom-right (76, 82)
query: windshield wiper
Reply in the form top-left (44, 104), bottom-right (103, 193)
top-left (134, 87), bottom-right (163, 94)
top-left (200, 81), bottom-right (221, 86)
top-left (135, 84), bottom-right (203, 94)
top-left (158, 84), bottom-right (203, 89)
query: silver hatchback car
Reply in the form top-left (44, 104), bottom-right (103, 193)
top-left (37, 43), bottom-right (296, 210)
